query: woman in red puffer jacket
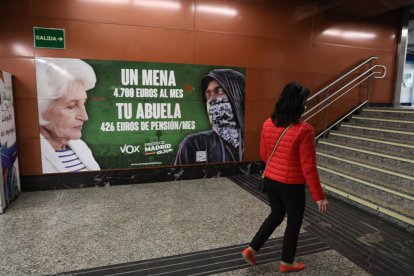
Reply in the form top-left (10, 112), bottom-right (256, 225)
top-left (242, 82), bottom-right (329, 273)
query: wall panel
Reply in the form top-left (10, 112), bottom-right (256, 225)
top-left (313, 12), bottom-right (398, 50)
top-left (0, 16), bottom-right (34, 58)
top-left (246, 69), bottom-right (313, 101)
top-left (234, 0), bottom-right (318, 12)
top-left (2, 0), bottom-right (31, 17)
top-left (16, 138), bottom-right (42, 175)
top-left (310, 45), bottom-right (396, 102)
top-left (0, 57), bottom-right (36, 99)
top-left (243, 129), bottom-right (260, 161)
top-left (30, 0), bottom-right (195, 30)
top-left (310, 44), bottom-right (394, 75)
top-left (195, 0), bottom-right (313, 41)
top-left (244, 100), bottom-right (274, 133)
top-left (32, 19), bottom-right (195, 63)
top-left (13, 99), bottom-right (39, 139)
top-left (370, 77), bottom-right (394, 102)
top-left (195, 32), bottom-right (313, 70)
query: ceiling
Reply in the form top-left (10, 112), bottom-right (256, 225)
top-left (318, 0), bottom-right (414, 54)
top-left (317, 0), bottom-right (414, 17)
top-left (407, 5), bottom-right (414, 54)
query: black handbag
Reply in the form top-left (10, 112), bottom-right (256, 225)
top-left (259, 124), bottom-right (292, 193)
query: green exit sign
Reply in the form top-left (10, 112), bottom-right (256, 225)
top-left (33, 27), bottom-right (65, 49)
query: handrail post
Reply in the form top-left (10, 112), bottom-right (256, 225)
top-left (323, 88), bottom-right (329, 138)
top-left (367, 59), bottom-right (373, 107)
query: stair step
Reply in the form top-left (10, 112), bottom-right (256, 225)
top-left (317, 107), bottom-right (414, 231)
top-left (364, 107), bottom-right (414, 112)
top-left (350, 116), bottom-right (414, 131)
top-left (316, 152), bottom-right (414, 197)
top-left (327, 131), bottom-right (414, 160)
top-left (321, 182), bottom-right (414, 231)
top-left (361, 108), bottom-right (414, 120)
top-left (338, 124), bottom-right (414, 143)
top-left (318, 166), bottom-right (414, 201)
top-left (317, 141), bottom-right (414, 176)
top-left (318, 167), bottom-right (414, 219)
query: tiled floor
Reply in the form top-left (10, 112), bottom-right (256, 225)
top-left (0, 177), bottom-right (412, 275)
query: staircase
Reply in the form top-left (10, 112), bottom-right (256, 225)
top-left (316, 107), bottom-right (414, 233)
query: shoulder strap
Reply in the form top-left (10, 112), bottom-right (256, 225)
top-left (263, 124), bottom-right (292, 176)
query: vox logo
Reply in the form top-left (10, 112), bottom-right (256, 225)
top-left (120, 144), bottom-right (140, 154)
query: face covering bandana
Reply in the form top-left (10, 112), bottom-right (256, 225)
top-left (207, 97), bottom-right (240, 148)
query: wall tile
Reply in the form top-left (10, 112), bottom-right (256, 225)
top-left (14, 98), bottom-right (39, 139)
top-left (370, 77), bottom-right (394, 102)
top-left (310, 43), bottom-right (395, 74)
top-left (310, 71), bottom-right (392, 104)
top-left (243, 130), bottom-right (260, 161)
top-left (246, 69), bottom-right (312, 101)
top-left (244, 100), bottom-right (274, 133)
top-left (320, 0), bottom-right (400, 19)
top-left (2, 0), bottom-right (31, 17)
top-left (313, 12), bottom-right (398, 51)
top-left (16, 137), bottom-right (42, 175)
top-left (310, 45), bottom-right (395, 103)
top-left (30, 0), bottom-right (195, 30)
top-left (310, 72), bottom-right (338, 92)
top-left (0, 57), bottom-right (36, 99)
top-left (195, 31), bottom-right (313, 70)
top-left (195, 0), bottom-right (313, 41)
top-left (234, 0), bottom-right (318, 12)
top-left (0, 16), bottom-right (34, 57)
top-left (32, 19), bottom-right (195, 63)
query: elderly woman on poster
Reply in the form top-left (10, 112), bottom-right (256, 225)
top-left (172, 69), bottom-right (245, 165)
top-left (36, 58), bottom-right (100, 173)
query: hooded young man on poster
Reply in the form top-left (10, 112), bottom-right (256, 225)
top-left (172, 69), bottom-right (245, 165)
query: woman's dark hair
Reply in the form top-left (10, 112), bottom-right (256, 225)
top-left (271, 82), bottom-right (310, 127)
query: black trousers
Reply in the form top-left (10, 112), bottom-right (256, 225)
top-left (250, 178), bottom-right (305, 263)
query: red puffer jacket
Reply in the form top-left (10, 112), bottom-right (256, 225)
top-left (260, 118), bottom-right (325, 202)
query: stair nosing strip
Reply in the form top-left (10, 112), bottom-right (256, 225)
top-left (317, 152), bottom-right (414, 180)
top-left (329, 132), bottom-right (414, 149)
top-left (318, 141), bottom-right (414, 163)
top-left (321, 183), bottom-right (414, 226)
top-left (318, 166), bottom-right (414, 201)
top-left (352, 116), bottom-right (414, 124)
top-left (340, 124), bottom-right (414, 135)
top-left (364, 109), bottom-right (414, 114)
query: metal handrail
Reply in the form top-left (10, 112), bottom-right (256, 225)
top-left (303, 57), bottom-right (387, 138)
top-left (303, 65), bottom-right (386, 120)
top-left (307, 56), bottom-right (379, 101)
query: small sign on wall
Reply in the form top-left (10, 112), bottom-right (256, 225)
top-left (33, 27), bottom-right (65, 49)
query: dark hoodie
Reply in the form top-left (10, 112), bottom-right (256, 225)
top-left (172, 69), bottom-right (245, 165)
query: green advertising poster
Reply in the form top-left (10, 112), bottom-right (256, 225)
top-left (35, 58), bottom-right (245, 173)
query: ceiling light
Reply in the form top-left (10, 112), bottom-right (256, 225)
top-left (323, 29), bottom-right (376, 40)
top-left (197, 5), bottom-right (237, 16)
top-left (78, 0), bottom-right (130, 4)
top-left (133, 0), bottom-right (181, 10)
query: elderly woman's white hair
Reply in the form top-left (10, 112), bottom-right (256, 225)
top-left (36, 58), bottom-right (96, 125)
